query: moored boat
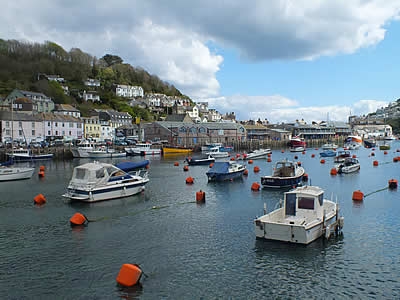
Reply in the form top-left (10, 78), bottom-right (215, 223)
top-left (344, 135), bottom-right (362, 150)
top-left (288, 136), bottom-right (306, 148)
top-left (260, 159), bottom-right (305, 188)
top-left (85, 146), bottom-right (127, 158)
top-left (162, 145), bottom-right (193, 154)
top-left (335, 157), bottom-right (360, 174)
top-left (321, 141), bottom-right (338, 150)
top-left (62, 161), bottom-right (149, 202)
top-left (0, 164), bottom-right (35, 181)
top-left (289, 146), bottom-right (305, 152)
top-left (254, 185), bottom-right (344, 244)
top-left (319, 149), bottom-right (336, 157)
top-left (7, 148), bottom-right (54, 161)
top-left (334, 150), bottom-right (351, 163)
top-left (205, 147), bottom-right (229, 158)
top-left (363, 138), bottom-right (376, 148)
top-left (243, 148), bottom-right (272, 160)
top-left (206, 161), bottom-right (246, 181)
top-left (186, 155), bottom-right (215, 165)
top-left (126, 143), bottom-right (162, 156)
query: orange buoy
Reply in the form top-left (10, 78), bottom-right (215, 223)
top-left (209, 163), bottom-right (214, 168)
top-left (248, 159), bottom-right (253, 164)
top-left (253, 166), bottom-right (260, 173)
top-left (196, 190), bottom-right (206, 202)
top-left (315, 148), bottom-right (319, 150)
top-left (384, 151), bottom-right (388, 155)
top-left (69, 212), bottom-right (88, 226)
top-left (320, 159), bottom-right (325, 164)
top-left (311, 154), bottom-right (315, 158)
top-left (302, 151), bottom-right (306, 155)
top-left (38, 170), bottom-right (45, 178)
top-left (230, 157), bottom-right (235, 161)
top-left (393, 157), bottom-right (399, 163)
top-left (352, 154), bottom-right (357, 158)
top-left (267, 157), bottom-right (272, 162)
top-left (183, 165), bottom-right (189, 171)
top-left (281, 150), bottom-right (285, 153)
top-left (373, 160), bottom-right (379, 166)
top-left (116, 264), bottom-right (143, 287)
top-left (302, 173), bottom-right (308, 181)
top-left (174, 162), bottom-right (179, 166)
top-left (267, 153), bottom-right (271, 157)
top-left (236, 153), bottom-right (241, 158)
top-left (39, 165), bottom-right (45, 171)
top-left (186, 176), bottom-right (194, 184)
top-left (251, 182), bottom-right (261, 191)
top-left (243, 169), bottom-right (249, 176)
top-left (330, 168), bottom-right (338, 175)
top-left (352, 190), bottom-right (364, 201)
top-left (388, 179), bottom-right (398, 189)
top-left (33, 194), bottom-right (46, 205)
top-left (297, 161), bottom-right (301, 166)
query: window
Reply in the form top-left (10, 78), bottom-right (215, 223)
top-left (179, 126), bottom-right (187, 133)
top-left (55, 122), bottom-right (58, 127)
top-left (32, 122), bottom-right (35, 128)
top-left (18, 122), bottom-right (22, 128)
top-left (48, 122), bottom-right (51, 126)
top-left (6, 129), bottom-right (10, 135)
top-left (190, 127), bottom-right (197, 134)
top-left (298, 197), bottom-right (315, 210)
top-left (18, 130), bottom-right (23, 136)
top-left (198, 127), bottom-right (206, 134)
top-left (48, 131), bottom-right (51, 135)
top-left (62, 123), bottom-right (65, 127)
top-left (32, 130), bottom-right (35, 136)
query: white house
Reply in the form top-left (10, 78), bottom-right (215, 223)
top-left (115, 84), bottom-right (144, 98)
top-left (82, 91), bottom-right (101, 102)
top-left (84, 78), bottom-right (101, 87)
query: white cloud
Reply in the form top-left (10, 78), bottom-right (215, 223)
top-left (203, 96), bottom-right (389, 123)
top-left (1, 1), bottom-right (399, 99)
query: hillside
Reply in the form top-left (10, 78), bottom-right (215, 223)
top-left (0, 39), bottom-right (190, 120)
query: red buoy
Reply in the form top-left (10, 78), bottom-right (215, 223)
top-left (38, 170), bottom-right (45, 178)
top-left (251, 182), bottom-right (261, 191)
top-left (320, 159), bottom-right (326, 164)
top-left (209, 163), bottom-right (214, 168)
top-left (69, 213), bottom-right (88, 226)
top-left (373, 160), bottom-right (379, 166)
top-left (388, 179), bottom-right (398, 189)
top-left (174, 162), bottom-right (179, 166)
top-left (352, 190), bottom-right (364, 201)
top-left (330, 168), bottom-right (337, 176)
top-left (116, 264), bottom-right (143, 287)
top-left (183, 165), bottom-right (189, 171)
top-left (230, 157), bottom-right (235, 161)
top-left (267, 157), bottom-right (272, 162)
top-left (39, 165), bottom-right (45, 171)
top-left (33, 194), bottom-right (46, 205)
top-left (186, 177), bottom-right (194, 184)
top-left (311, 154), bottom-right (315, 158)
top-left (196, 190), bottom-right (206, 202)
top-left (243, 169), bottom-right (249, 176)
top-left (253, 166), bottom-right (260, 173)
top-left (248, 159), bottom-right (253, 164)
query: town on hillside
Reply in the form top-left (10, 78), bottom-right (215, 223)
top-left (0, 77), bottom-right (398, 149)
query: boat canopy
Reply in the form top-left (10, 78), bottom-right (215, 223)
top-left (206, 162), bottom-right (230, 175)
top-left (70, 162), bottom-right (122, 185)
top-left (115, 160), bottom-right (149, 172)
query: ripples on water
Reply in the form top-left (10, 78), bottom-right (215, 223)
top-left (1, 143), bottom-right (400, 299)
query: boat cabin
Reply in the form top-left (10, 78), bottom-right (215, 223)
top-left (284, 186), bottom-right (325, 224)
top-left (273, 160), bottom-right (296, 177)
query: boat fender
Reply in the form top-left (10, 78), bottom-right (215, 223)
top-left (338, 216), bottom-right (344, 229)
top-left (325, 225), bottom-right (331, 239)
top-left (116, 264), bottom-right (143, 287)
top-left (33, 194), bottom-right (46, 205)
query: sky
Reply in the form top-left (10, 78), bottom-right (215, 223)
top-left (2, 0), bottom-right (400, 123)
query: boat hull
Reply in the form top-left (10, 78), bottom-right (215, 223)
top-left (186, 158), bottom-right (215, 165)
top-left (163, 147), bottom-right (193, 154)
top-left (10, 154), bottom-right (54, 161)
top-left (0, 167), bottom-right (35, 181)
top-left (63, 180), bottom-right (148, 202)
top-left (261, 175), bottom-right (303, 188)
top-left (206, 170), bottom-right (244, 181)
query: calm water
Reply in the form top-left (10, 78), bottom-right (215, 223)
top-left (1, 142), bottom-right (400, 299)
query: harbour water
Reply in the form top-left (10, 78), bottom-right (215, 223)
top-left (1, 141), bottom-right (400, 299)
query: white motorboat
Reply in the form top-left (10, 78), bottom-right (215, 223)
top-left (335, 157), bottom-right (360, 174)
top-left (254, 185), bottom-right (344, 244)
top-left (7, 148), bottom-right (54, 161)
top-left (126, 143), bottom-right (162, 156)
top-left (205, 147), bottom-right (229, 158)
top-left (289, 146), bottom-right (305, 152)
top-left (343, 135), bottom-right (362, 150)
top-left (0, 164), bottom-right (35, 181)
top-left (70, 140), bottom-right (97, 158)
top-left (62, 161), bottom-right (149, 202)
top-left (201, 142), bottom-right (223, 152)
top-left (85, 147), bottom-right (127, 158)
top-left (206, 161), bottom-right (246, 181)
top-left (244, 148), bottom-right (272, 160)
top-left (260, 159), bottom-right (305, 188)
top-left (321, 142), bottom-right (338, 150)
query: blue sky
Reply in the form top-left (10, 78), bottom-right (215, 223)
top-left (2, 1), bottom-right (400, 123)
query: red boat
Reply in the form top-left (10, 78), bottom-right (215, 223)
top-left (288, 136), bottom-right (306, 148)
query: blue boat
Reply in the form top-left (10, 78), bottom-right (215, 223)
top-left (320, 149), bottom-right (336, 157)
top-left (260, 159), bottom-right (305, 188)
top-left (206, 161), bottom-right (246, 181)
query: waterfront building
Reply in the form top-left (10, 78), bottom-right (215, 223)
top-left (53, 104), bottom-right (81, 118)
top-left (142, 121), bottom-right (246, 146)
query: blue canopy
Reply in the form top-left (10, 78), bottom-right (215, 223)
top-left (206, 162), bottom-right (230, 175)
top-left (115, 160), bottom-right (149, 172)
